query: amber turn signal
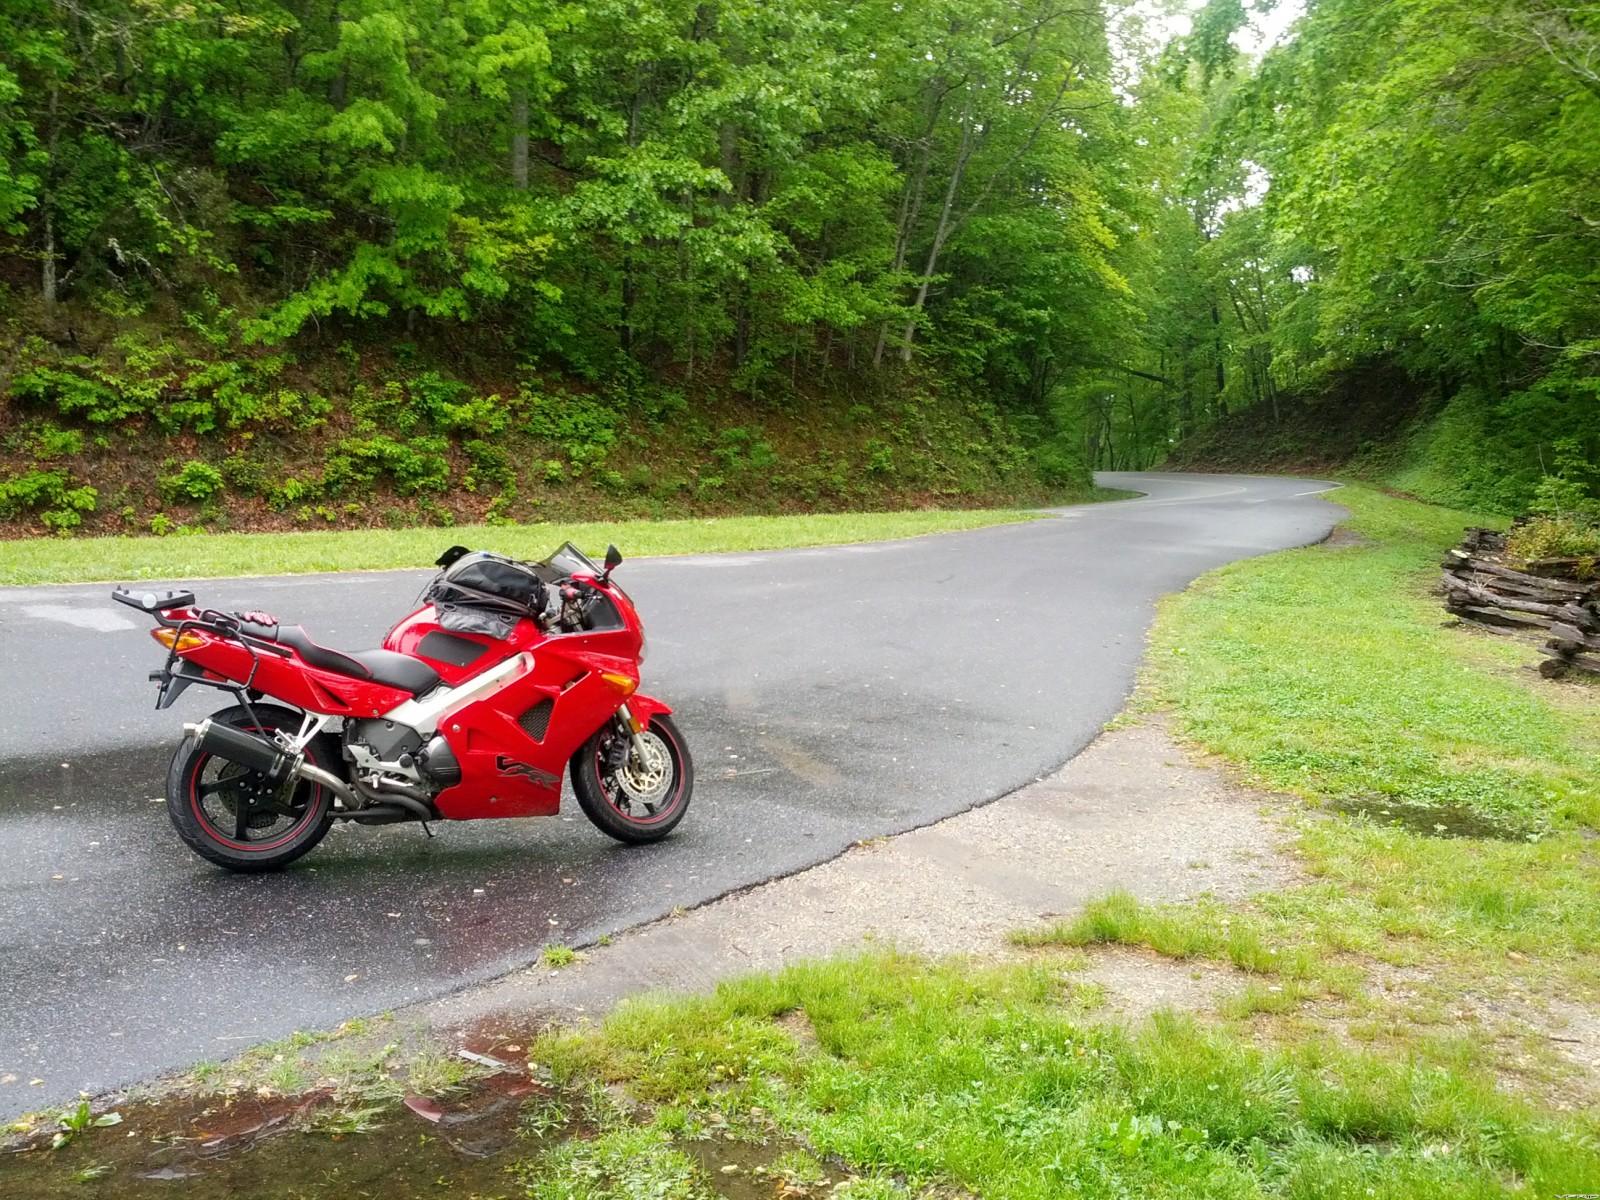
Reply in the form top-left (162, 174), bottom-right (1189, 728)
top-left (600, 672), bottom-right (638, 696)
top-left (152, 628), bottom-right (205, 652)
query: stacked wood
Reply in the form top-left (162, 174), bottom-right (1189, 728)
top-left (1441, 533), bottom-right (1600, 679)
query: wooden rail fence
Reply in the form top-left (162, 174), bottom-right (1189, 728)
top-left (1441, 528), bottom-right (1600, 679)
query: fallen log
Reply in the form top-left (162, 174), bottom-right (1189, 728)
top-left (1442, 572), bottom-right (1597, 604)
top-left (1546, 621), bottom-right (1600, 650)
top-left (1448, 605), bottom-right (1552, 632)
top-left (1440, 580), bottom-right (1591, 623)
top-left (1537, 645), bottom-right (1600, 673)
top-left (1441, 552), bottom-right (1596, 597)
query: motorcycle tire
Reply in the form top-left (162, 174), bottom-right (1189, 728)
top-left (166, 703), bottom-right (340, 873)
top-left (569, 713), bottom-right (693, 844)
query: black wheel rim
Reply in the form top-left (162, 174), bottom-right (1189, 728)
top-left (186, 732), bottom-right (320, 852)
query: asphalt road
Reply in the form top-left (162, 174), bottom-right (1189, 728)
top-left (0, 472), bottom-right (1342, 1117)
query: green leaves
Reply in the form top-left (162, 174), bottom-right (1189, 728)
top-left (49, 1101), bottom-right (121, 1152)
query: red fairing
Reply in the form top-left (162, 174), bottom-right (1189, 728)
top-left (168, 619), bottom-right (415, 717)
top-left (379, 587), bottom-right (650, 819)
top-left (384, 605), bottom-right (529, 685)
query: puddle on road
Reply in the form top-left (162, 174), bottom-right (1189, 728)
top-left (0, 1080), bottom-right (542, 1199)
top-left (1, 1069), bottom-right (831, 1199)
top-left (1325, 797), bottom-right (1528, 840)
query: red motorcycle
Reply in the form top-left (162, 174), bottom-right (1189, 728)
top-left (113, 543), bottom-right (693, 872)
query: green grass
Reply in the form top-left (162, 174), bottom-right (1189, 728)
top-left (504, 483), bottom-right (1600, 1197)
top-left (1142, 485), bottom-right (1600, 832)
top-left (1017, 484), bottom-right (1600, 1073)
top-left (516, 952), bottom-right (1597, 1199)
top-left (0, 508), bottom-right (1046, 586)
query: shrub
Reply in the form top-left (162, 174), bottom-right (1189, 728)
top-left (324, 436), bottom-right (450, 496)
top-left (410, 372), bottom-right (510, 436)
top-left (161, 460), bottom-right (226, 504)
top-left (266, 476), bottom-right (320, 511)
top-left (862, 437), bottom-right (895, 474)
top-left (1506, 515), bottom-right (1600, 565)
top-left (1510, 447), bottom-right (1600, 564)
top-left (220, 453), bottom-right (267, 496)
top-left (10, 365), bottom-right (130, 425)
top-left (0, 469), bottom-right (98, 534)
top-left (522, 387), bottom-right (618, 474)
top-left (462, 439), bottom-right (513, 488)
top-left (29, 425), bottom-right (84, 461)
top-left (712, 426), bottom-right (779, 477)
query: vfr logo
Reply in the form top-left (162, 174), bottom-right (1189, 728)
top-left (495, 755), bottom-right (560, 789)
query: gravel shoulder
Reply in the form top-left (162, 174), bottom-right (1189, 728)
top-left (409, 713), bottom-right (1302, 1031)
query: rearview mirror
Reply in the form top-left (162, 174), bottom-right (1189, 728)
top-left (604, 544), bottom-right (623, 571)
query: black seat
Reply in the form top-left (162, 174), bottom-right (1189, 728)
top-left (239, 621), bottom-right (441, 696)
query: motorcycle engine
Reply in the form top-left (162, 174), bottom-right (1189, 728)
top-left (345, 719), bottom-right (462, 796)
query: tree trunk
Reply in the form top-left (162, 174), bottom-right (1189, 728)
top-left (42, 209), bottom-right (57, 305)
top-left (899, 108), bottom-right (976, 362)
top-left (42, 84), bottom-right (60, 305)
top-left (874, 86), bottom-right (946, 367)
top-left (1179, 336), bottom-right (1195, 440)
top-left (510, 86), bottom-right (529, 190)
top-left (1211, 298), bottom-right (1227, 417)
top-left (719, 123), bottom-right (740, 207)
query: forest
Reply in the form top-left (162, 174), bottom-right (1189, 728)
top-left (0, 0), bottom-right (1596, 536)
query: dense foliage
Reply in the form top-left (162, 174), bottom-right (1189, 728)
top-left (5, 0), bottom-right (1595, 535)
top-left (1112, 0), bottom-right (1600, 515)
top-left (0, 0), bottom-right (1142, 534)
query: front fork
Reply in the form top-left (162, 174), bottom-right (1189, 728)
top-left (616, 702), bottom-right (654, 766)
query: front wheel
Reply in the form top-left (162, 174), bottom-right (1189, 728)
top-left (570, 714), bottom-right (693, 844)
top-left (166, 704), bottom-right (339, 873)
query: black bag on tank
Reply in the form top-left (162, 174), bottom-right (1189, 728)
top-left (425, 551), bottom-right (546, 640)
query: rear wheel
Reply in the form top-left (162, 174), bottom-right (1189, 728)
top-left (570, 714), bottom-right (693, 844)
top-left (166, 704), bottom-right (339, 873)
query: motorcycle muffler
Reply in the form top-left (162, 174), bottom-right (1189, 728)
top-left (186, 719), bottom-right (298, 785)
top-left (185, 720), bottom-right (358, 807)
top-left (183, 720), bottom-right (432, 821)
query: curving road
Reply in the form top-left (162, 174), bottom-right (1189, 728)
top-left (0, 472), bottom-right (1342, 1117)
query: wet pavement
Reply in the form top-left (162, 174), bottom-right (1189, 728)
top-left (0, 473), bottom-right (1344, 1118)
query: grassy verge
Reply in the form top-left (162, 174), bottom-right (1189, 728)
top-left (1079, 486), bottom-right (1600, 1004)
top-left (511, 484), bottom-right (1595, 1196)
top-left (514, 951), bottom-right (1595, 1198)
top-left (0, 507), bottom-right (1048, 586)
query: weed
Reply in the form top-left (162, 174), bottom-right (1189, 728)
top-left (263, 1058), bottom-right (307, 1093)
top-left (405, 1046), bottom-right (472, 1096)
top-left (47, 1100), bottom-right (122, 1151)
top-left (298, 1101), bottom-right (387, 1136)
top-left (519, 1125), bottom-right (712, 1200)
top-left (521, 1096), bottom-right (570, 1138)
top-left (542, 944), bottom-right (577, 968)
